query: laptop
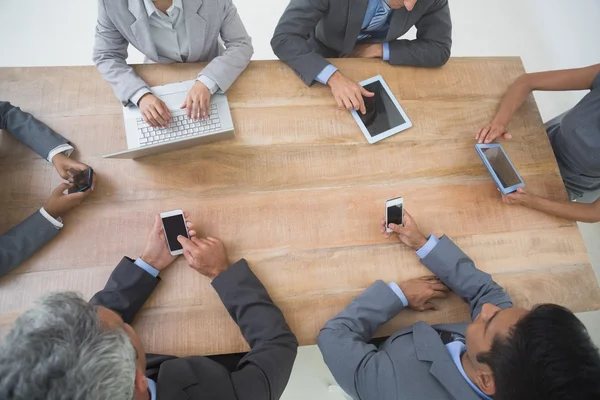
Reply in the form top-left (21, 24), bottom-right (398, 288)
top-left (103, 79), bottom-right (234, 159)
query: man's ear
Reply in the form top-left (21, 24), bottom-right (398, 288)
top-left (134, 368), bottom-right (148, 396)
top-left (476, 369), bottom-right (496, 397)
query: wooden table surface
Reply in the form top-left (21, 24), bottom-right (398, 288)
top-left (1, 58), bottom-right (599, 356)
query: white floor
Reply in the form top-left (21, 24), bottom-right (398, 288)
top-left (1, 1), bottom-right (599, 399)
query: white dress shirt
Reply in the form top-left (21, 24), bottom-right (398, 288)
top-left (131, 0), bottom-right (220, 105)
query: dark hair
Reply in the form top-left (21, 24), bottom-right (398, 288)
top-left (477, 304), bottom-right (600, 400)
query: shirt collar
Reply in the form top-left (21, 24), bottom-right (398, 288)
top-left (147, 377), bottom-right (157, 400)
top-left (445, 341), bottom-right (492, 400)
top-left (142, 0), bottom-right (183, 17)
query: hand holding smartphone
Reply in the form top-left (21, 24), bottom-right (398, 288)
top-left (68, 167), bottom-right (94, 194)
top-left (160, 209), bottom-right (190, 255)
top-left (386, 197), bottom-right (404, 233)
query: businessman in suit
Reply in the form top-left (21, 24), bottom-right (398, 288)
top-left (271, 0), bottom-right (451, 114)
top-left (93, 0), bottom-right (253, 127)
top-left (318, 211), bottom-right (600, 400)
top-left (0, 101), bottom-right (95, 277)
top-left (0, 214), bottom-right (298, 400)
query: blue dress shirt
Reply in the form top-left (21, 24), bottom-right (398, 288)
top-left (147, 377), bottom-right (157, 400)
top-left (134, 258), bottom-right (160, 277)
top-left (315, 0), bottom-right (391, 84)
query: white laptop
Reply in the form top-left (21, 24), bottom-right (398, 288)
top-left (103, 79), bottom-right (234, 159)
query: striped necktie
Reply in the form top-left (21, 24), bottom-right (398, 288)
top-left (358, 0), bottom-right (392, 40)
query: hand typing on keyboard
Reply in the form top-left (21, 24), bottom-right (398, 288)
top-left (138, 93), bottom-right (171, 128)
top-left (136, 104), bottom-right (221, 147)
top-left (181, 81), bottom-right (211, 121)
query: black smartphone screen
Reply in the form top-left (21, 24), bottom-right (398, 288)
top-left (387, 203), bottom-right (403, 226)
top-left (162, 215), bottom-right (188, 251)
top-left (68, 168), bottom-right (93, 194)
top-left (360, 80), bottom-right (406, 137)
top-left (481, 147), bottom-right (522, 188)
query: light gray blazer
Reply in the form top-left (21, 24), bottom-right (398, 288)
top-left (0, 102), bottom-right (69, 277)
top-left (318, 236), bottom-right (513, 400)
top-left (271, 0), bottom-right (452, 86)
top-left (93, 0), bottom-right (253, 105)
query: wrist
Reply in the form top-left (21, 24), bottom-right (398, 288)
top-left (327, 71), bottom-right (341, 86)
top-left (139, 254), bottom-right (164, 271)
top-left (375, 44), bottom-right (383, 58)
top-left (206, 262), bottom-right (229, 281)
top-left (43, 206), bottom-right (59, 219)
top-left (413, 235), bottom-right (428, 251)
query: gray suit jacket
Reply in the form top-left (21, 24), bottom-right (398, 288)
top-left (93, 0), bottom-right (253, 105)
top-left (0, 102), bottom-right (69, 277)
top-left (271, 0), bottom-right (452, 86)
top-left (318, 236), bottom-right (513, 400)
top-left (90, 257), bottom-right (298, 400)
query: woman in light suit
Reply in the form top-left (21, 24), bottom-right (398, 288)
top-left (93, 0), bottom-right (253, 127)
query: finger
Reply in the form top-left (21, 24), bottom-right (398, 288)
top-left (334, 95), bottom-right (343, 109)
top-left (186, 98), bottom-right (192, 119)
top-left (360, 88), bottom-right (375, 97)
top-left (388, 223), bottom-right (407, 235)
top-left (144, 110), bottom-right (159, 127)
top-left (431, 283), bottom-right (450, 292)
top-left (422, 275), bottom-right (440, 281)
top-left (202, 98), bottom-right (210, 119)
top-left (183, 211), bottom-right (190, 219)
top-left (148, 109), bottom-right (163, 128)
top-left (349, 93), bottom-right (360, 111)
top-left (54, 182), bottom-right (71, 194)
top-left (342, 96), bottom-right (353, 111)
top-left (358, 93), bottom-right (366, 115)
top-left (423, 302), bottom-right (438, 311)
top-left (188, 230), bottom-right (197, 237)
top-left (150, 107), bottom-right (167, 127)
top-left (430, 290), bottom-right (449, 299)
top-left (183, 249), bottom-right (196, 263)
top-left (153, 214), bottom-right (162, 232)
top-left (177, 235), bottom-right (196, 252)
top-left (477, 127), bottom-right (490, 143)
top-left (205, 237), bottom-right (220, 244)
top-left (90, 172), bottom-right (97, 191)
top-left (67, 191), bottom-right (88, 204)
top-left (186, 221), bottom-right (194, 230)
top-left (503, 133), bottom-right (513, 140)
top-left (516, 187), bottom-right (525, 194)
top-left (484, 128), bottom-right (501, 144)
top-left (157, 102), bottom-right (171, 126)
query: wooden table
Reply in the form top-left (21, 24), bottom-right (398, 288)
top-left (1, 58), bottom-right (599, 356)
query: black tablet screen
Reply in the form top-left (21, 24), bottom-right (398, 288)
top-left (359, 80), bottom-right (406, 137)
top-left (481, 147), bottom-right (522, 188)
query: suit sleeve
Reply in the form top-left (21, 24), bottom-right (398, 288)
top-left (270, 0), bottom-right (332, 86)
top-left (198, 0), bottom-right (253, 92)
top-left (0, 101), bottom-right (69, 159)
top-left (420, 235), bottom-right (512, 319)
top-left (92, 0), bottom-right (149, 106)
top-left (89, 257), bottom-right (160, 324)
top-left (211, 259), bottom-right (298, 400)
top-left (0, 211), bottom-right (60, 277)
top-left (317, 280), bottom-right (405, 400)
top-left (388, 0), bottom-right (452, 67)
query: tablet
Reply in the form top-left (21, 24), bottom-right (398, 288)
top-left (350, 75), bottom-right (412, 144)
top-left (475, 143), bottom-right (525, 194)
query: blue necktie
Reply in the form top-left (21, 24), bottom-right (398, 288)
top-left (358, 0), bottom-right (392, 40)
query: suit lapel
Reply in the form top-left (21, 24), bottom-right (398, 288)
top-left (342, 0), bottom-right (368, 54)
top-left (156, 358), bottom-right (198, 399)
top-left (412, 322), bottom-right (480, 400)
top-left (128, 0), bottom-right (159, 60)
top-left (183, 0), bottom-right (207, 62)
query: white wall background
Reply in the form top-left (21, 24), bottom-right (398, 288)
top-left (1, 1), bottom-right (599, 399)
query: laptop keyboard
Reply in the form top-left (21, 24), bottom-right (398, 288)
top-left (136, 104), bottom-right (221, 147)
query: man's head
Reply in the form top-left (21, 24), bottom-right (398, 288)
top-left (387, 0), bottom-right (417, 11)
top-left (0, 293), bottom-right (149, 400)
top-left (464, 303), bottom-right (600, 399)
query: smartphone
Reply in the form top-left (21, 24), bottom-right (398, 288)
top-left (386, 197), bottom-right (404, 233)
top-left (68, 167), bottom-right (94, 194)
top-left (160, 209), bottom-right (189, 256)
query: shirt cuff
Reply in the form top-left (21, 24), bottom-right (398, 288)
top-left (416, 235), bottom-right (440, 259)
top-left (47, 144), bottom-right (74, 163)
top-left (197, 75), bottom-right (220, 95)
top-left (134, 258), bottom-right (160, 278)
top-left (382, 42), bottom-right (390, 61)
top-left (39, 208), bottom-right (63, 229)
top-left (387, 282), bottom-right (409, 307)
top-left (315, 64), bottom-right (338, 85)
top-left (131, 87), bottom-right (152, 106)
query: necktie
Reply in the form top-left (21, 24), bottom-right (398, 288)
top-left (358, 0), bottom-right (392, 40)
top-left (439, 331), bottom-right (466, 345)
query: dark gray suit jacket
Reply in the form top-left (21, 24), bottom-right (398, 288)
top-left (90, 257), bottom-right (298, 400)
top-left (271, 0), bottom-right (452, 86)
top-left (318, 236), bottom-right (513, 400)
top-left (0, 102), bottom-right (70, 276)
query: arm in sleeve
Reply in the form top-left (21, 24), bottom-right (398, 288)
top-left (198, 0), bottom-right (253, 93)
top-left (388, 0), bottom-right (452, 67)
top-left (211, 259), bottom-right (298, 400)
top-left (0, 211), bottom-right (60, 277)
top-left (317, 280), bottom-right (405, 400)
top-left (0, 101), bottom-right (70, 160)
top-left (270, 0), bottom-right (332, 86)
top-left (92, 0), bottom-right (150, 106)
top-left (420, 235), bottom-right (512, 319)
top-left (89, 257), bottom-right (160, 324)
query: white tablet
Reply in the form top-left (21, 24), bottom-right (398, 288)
top-left (350, 75), bottom-right (412, 144)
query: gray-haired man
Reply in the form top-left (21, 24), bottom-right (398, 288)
top-left (0, 213), bottom-right (298, 400)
